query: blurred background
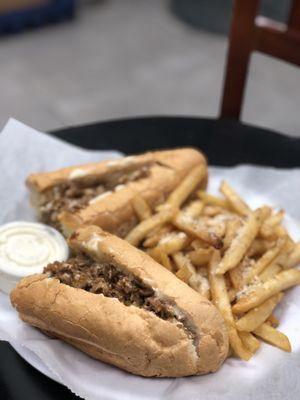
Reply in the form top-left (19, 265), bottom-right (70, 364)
top-left (0, 0), bottom-right (299, 136)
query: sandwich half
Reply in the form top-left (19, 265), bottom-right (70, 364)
top-left (10, 225), bottom-right (228, 377)
top-left (26, 148), bottom-right (207, 236)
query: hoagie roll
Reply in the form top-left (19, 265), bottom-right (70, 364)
top-left (26, 149), bottom-right (207, 237)
top-left (11, 225), bottom-right (228, 377)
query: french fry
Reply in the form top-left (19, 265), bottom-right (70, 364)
top-left (243, 237), bottom-right (287, 285)
top-left (206, 216), bottom-right (227, 237)
top-left (208, 251), bottom-right (252, 360)
top-left (127, 171), bottom-right (298, 361)
top-left (189, 273), bottom-right (210, 299)
top-left (220, 181), bottom-right (251, 216)
top-left (190, 239), bottom-right (209, 250)
top-left (260, 210), bottom-right (285, 239)
top-left (209, 251), bottom-right (233, 325)
top-left (235, 293), bottom-right (283, 332)
top-left (228, 327), bottom-right (253, 361)
top-left (199, 265), bottom-right (209, 278)
top-left (141, 167), bottom-right (205, 246)
top-left (266, 314), bottom-right (279, 328)
top-left (228, 287), bottom-right (237, 302)
top-left (223, 218), bottom-right (242, 250)
top-left (147, 224), bottom-right (171, 238)
top-left (281, 242), bottom-right (300, 269)
top-left (152, 231), bottom-right (189, 255)
top-left (147, 247), bottom-right (160, 262)
top-left (159, 165), bottom-right (207, 210)
top-left (125, 208), bottom-right (176, 247)
top-left (253, 323), bottom-right (291, 352)
top-left (233, 269), bottom-right (300, 314)
top-left (229, 257), bottom-right (255, 290)
top-left (198, 191), bottom-right (231, 209)
top-left (173, 213), bottom-right (223, 249)
top-left (256, 205), bottom-right (273, 222)
top-left (159, 251), bottom-right (173, 271)
top-left (274, 225), bottom-right (288, 238)
top-left (239, 331), bottom-right (261, 354)
top-left (143, 236), bottom-right (161, 248)
top-left (175, 264), bottom-right (193, 283)
top-left (259, 263), bottom-right (281, 282)
top-left (173, 252), bottom-right (195, 271)
top-left (216, 208), bottom-right (265, 274)
top-left (143, 225), bottom-right (173, 248)
top-left (247, 239), bottom-right (273, 257)
top-left (202, 206), bottom-right (226, 217)
top-left (132, 195), bottom-right (152, 221)
top-left (183, 200), bottom-right (204, 218)
top-left (188, 248), bottom-right (212, 266)
top-left (173, 252), bottom-right (196, 282)
top-left (263, 240), bottom-right (293, 269)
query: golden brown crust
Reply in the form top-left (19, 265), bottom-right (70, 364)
top-left (26, 149), bottom-right (207, 236)
top-left (10, 226), bottom-right (228, 377)
top-left (60, 149), bottom-right (207, 236)
top-left (69, 226), bottom-right (229, 373)
top-left (26, 149), bottom-right (205, 194)
top-left (26, 153), bottom-right (152, 193)
top-left (13, 275), bottom-right (198, 377)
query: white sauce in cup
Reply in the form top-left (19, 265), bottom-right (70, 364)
top-left (0, 222), bottom-right (69, 294)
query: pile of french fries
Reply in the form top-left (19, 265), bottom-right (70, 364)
top-left (125, 165), bottom-right (300, 360)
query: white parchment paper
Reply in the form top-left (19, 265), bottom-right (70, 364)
top-left (0, 118), bottom-right (300, 400)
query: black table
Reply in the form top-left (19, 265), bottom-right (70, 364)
top-left (1, 116), bottom-right (300, 400)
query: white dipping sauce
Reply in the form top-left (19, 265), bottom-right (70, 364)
top-left (0, 222), bottom-right (69, 294)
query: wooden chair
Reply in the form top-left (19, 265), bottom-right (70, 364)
top-left (220, 0), bottom-right (300, 119)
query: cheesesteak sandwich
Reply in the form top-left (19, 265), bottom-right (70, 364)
top-left (10, 225), bottom-right (228, 377)
top-left (26, 149), bottom-right (207, 237)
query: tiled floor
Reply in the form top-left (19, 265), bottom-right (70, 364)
top-left (1, 0), bottom-right (299, 136)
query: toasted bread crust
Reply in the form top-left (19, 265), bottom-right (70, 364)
top-left (69, 226), bottom-right (229, 373)
top-left (11, 226), bottom-right (228, 377)
top-left (26, 153), bottom-right (153, 193)
top-left (13, 275), bottom-right (198, 377)
top-left (26, 149), bottom-right (207, 236)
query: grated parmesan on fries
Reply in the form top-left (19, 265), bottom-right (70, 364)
top-left (126, 171), bottom-right (300, 360)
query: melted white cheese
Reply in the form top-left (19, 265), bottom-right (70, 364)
top-left (88, 191), bottom-right (112, 205)
top-left (85, 234), bottom-right (104, 252)
top-left (69, 168), bottom-right (89, 179)
top-left (107, 156), bottom-right (136, 168)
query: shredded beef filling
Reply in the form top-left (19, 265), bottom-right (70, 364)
top-left (39, 167), bottom-right (150, 229)
top-left (44, 254), bottom-right (177, 321)
top-left (40, 183), bottom-right (106, 228)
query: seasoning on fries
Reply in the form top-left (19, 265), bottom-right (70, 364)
top-left (233, 269), bottom-right (300, 314)
top-left (216, 209), bottom-right (265, 274)
top-left (125, 172), bottom-right (300, 360)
